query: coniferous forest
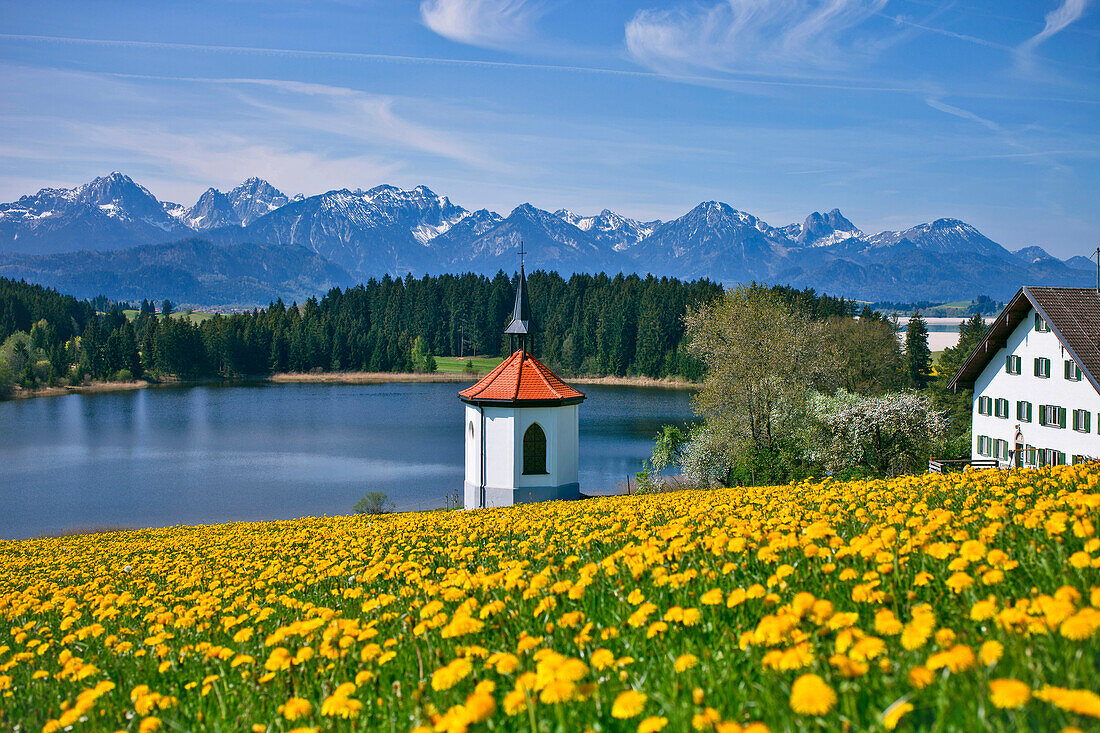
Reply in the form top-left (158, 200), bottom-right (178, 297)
top-left (0, 272), bottom-right (870, 395)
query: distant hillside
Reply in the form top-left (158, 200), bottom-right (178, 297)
top-left (0, 239), bottom-right (355, 308)
top-left (0, 172), bottom-right (1093, 304)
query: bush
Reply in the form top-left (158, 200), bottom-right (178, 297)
top-left (114, 369), bottom-right (133, 382)
top-left (353, 491), bottom-right (391, 516)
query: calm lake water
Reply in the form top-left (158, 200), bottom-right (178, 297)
top-left (0, 382), bottom-right (694, 540)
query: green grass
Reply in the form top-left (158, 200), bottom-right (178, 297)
top-left (121, 309), bottom-right (216, 324)
top-left (433, 355), bottom-right (504, 375)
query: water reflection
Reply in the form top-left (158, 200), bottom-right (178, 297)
top-left (0, 382), bottom-right (695, 539)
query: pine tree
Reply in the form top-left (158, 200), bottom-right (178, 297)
top-left (905, 311), bottom-right (932, 389)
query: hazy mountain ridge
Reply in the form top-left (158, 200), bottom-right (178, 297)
top-left (0, 173), bottom-right (1092, 304)
top-left (0, 238), bottom-right (354, 308)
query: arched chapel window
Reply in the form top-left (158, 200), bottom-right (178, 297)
top-left (522, 423), bottom-right (547, 475)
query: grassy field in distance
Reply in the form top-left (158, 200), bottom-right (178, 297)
top-left (120, 309), bottom-right (216, 324)
top-left (433, 355), bottom-right (504, 375)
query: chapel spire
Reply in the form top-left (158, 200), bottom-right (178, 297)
top-left (503, 242), bottom-right (532, 352)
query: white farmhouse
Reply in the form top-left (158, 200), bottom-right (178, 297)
top-left (949, 286), bottom-right (1100, 467)
top-left (459, 264), bottom-right (585, 509)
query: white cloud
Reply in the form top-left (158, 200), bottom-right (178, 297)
top-left (625, 0), bottom-right (888, 76)
top-left (420, 0), bottom-right (543, 49)
top-left (1016, 0), bottom-right (1091, 68)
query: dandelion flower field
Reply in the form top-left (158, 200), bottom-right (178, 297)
top-left (2, 466), bottom-right (1099, 732)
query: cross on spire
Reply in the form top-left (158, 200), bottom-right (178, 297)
top-left (504, 240), bottom-right (533, 352)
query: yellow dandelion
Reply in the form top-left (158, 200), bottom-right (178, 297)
top-left (789, 674), bottom-right (836, 716)
top-left (638, 716), bottom-right (669, 732)
top-left (281, 697), bottom-right (312, 721)
top-left (980, 640), bottom-right (1004, 666)
top-left (989, 679), bottom-right (1031, 710)
top-left (882, 701), bottom-right (914, 731)
top-left (674, 654), bottom-right (699, 673)
top-left (612, 690), bottom-right (648, 719)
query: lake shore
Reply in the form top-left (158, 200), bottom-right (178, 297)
top-left (270, 371), bottom-right (697, 389)
top-left (6, 379), bottom-right (152, 401)
top-left (4, 370), bottom-right (698, 402)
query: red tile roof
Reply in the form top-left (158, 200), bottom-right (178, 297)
top-left (460, 350), bottom-right (585, 404)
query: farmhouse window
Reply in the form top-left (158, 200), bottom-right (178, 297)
top-left (1065, 360), bottom-right (1082, 381)
top-left (1035, 313), bottom-right (1050, 332)
top-left (1005, 355), bottom-right (1021, 375)
top-left (1016, 401), bottom-right (1032, 422)
top-left (1039, 405), bottom-right (1066, 429)
top-left (1034, 358), bottom-right (1050, 378)
top-left (994, 398), bottom-right (1009, 418)
top-left (1073, 409), bottom-right (1091, 433)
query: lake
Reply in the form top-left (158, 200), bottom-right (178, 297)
top-left (0, 382), bottom-right (695, 540)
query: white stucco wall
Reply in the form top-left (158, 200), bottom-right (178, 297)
top-left (463, 402), bottom-right (580, 509)
top-left (972, 307), bottom-right (1100, 465)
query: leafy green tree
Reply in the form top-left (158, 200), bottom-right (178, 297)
top-left (830, 315), bottom-right (906, 395)
top-left (410, 336), bottom-right (436, 373)
top-left (353, 491), bottom-right (391, 515)
top-left (650, 425), bottom-right (689, 472)
top-left (683, 284), bottom-right (837, 485)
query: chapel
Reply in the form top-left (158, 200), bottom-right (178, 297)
top-left (458, 263), bottom-right (585, 509)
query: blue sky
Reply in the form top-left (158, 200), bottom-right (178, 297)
top-left (0, 0), bottom-right (1096, 256)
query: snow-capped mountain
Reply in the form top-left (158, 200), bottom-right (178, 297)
top-left (180, 188), bottom-right (239, 230)
top-left (0, 172), bottom-right (1093, 302)
top-left (433, 203), bottom-right (612, 274)
top-left (553, 209), bottom-right (659, 251)
top-left (211, 184), bottom-right (471, 275)
top-left (632, 201), bottom-right (793, 281)
top-left (0, 172), bottom-right (193, 253)
top-left (784, 209), bottom-right (863, 247)
top-left (168, 178), bottom-right (294, 230)
top-left (228, 178), bottom-right (292, 226)
top-left (863, 218), bottom-right (1004, 256)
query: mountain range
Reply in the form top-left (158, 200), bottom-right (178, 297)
top-left (0, 172), bottom-right (1092, 307)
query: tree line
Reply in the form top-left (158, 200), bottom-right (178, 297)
top-left (647, 284), bottom-right (985, 486)
top-left (2, 273), bottom-right (739, 392)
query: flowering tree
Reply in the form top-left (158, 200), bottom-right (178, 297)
top-left (805, 390), bottom-right (947, 476)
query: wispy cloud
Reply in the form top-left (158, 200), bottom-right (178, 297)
top-left (419, 0), bottom-right (544, 50)
top-left (1017, 0), bottom-right (1091, 68)
top-left (0, 32), bottom-right (640, 78)
top-left (924, 97), bottom-right (1071, 176)
top-left (0, 64), bottom-right (508, 201)
top-left (625, 0), bottom-right (888, 77)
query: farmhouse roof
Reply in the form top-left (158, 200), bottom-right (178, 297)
top-left (948, 286), bottom-right (1100, 394)
top-left (459, 349), bottom-right (585, 405)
